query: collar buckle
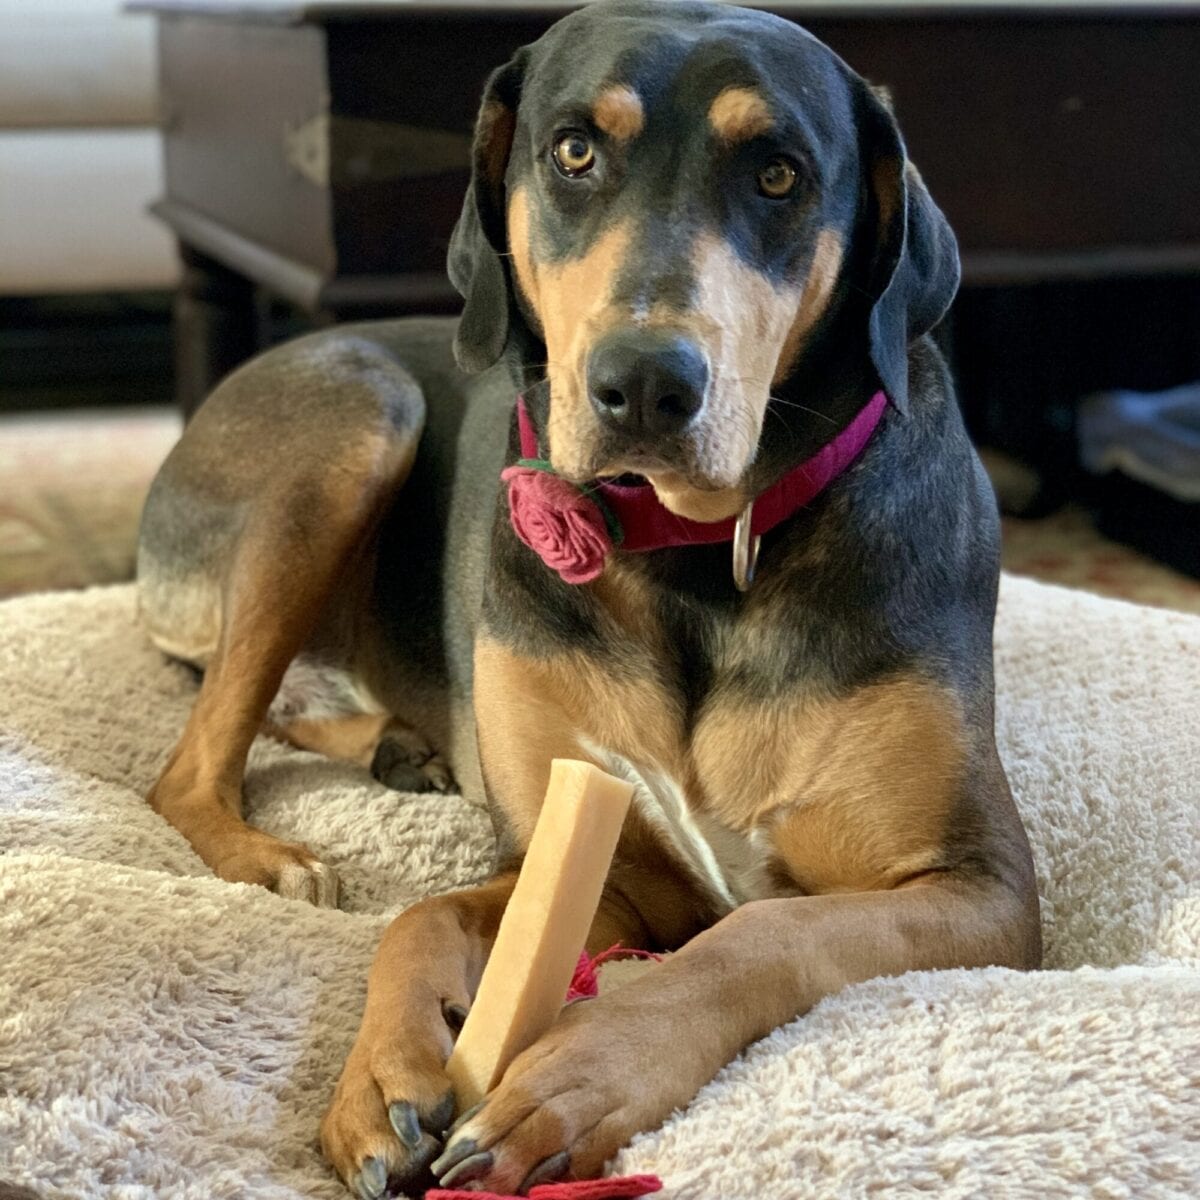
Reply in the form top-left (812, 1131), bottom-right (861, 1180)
top-left (732, 499), bottom-right (761, 592)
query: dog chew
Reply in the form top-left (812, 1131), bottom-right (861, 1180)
top-left (445, 758), bottom-right (635, 1111)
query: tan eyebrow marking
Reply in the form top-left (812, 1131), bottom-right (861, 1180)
top-left (708, 86), bottom-right (773, 142)
top-left (592, 84), bottom-right (645, 142)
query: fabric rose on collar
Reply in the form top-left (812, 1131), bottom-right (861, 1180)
top-left (500, 464), bottom-right (617, 585)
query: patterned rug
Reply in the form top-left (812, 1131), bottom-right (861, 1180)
top-left (2, 408), bottom-right (1198, 615)
top-left (1002, 504), bottom-right (1200, 615)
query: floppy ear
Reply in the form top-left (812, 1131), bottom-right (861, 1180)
top-left (857, 86), bottom-right (960, 414)
top-left (447, 51), bottom-right (528, 374)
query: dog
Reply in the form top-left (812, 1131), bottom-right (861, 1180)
top-left (136, 1), bottom-right (1041, 1193)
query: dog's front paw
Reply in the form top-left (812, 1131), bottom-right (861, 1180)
top-left (321, 1004), bottom-right (463, 1197)
top-left (431, 996), bottom-right (667, 1193)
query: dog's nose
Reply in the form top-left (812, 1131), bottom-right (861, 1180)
top-left (587, 332), bottom-right (708, 436)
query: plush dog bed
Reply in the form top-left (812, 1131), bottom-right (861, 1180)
top-left (1, 576), bottom-right (1197, 1199)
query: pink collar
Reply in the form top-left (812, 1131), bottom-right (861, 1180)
top-left (501, 390), bottom-right (887, 588)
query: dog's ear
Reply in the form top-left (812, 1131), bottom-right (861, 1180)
top-left (857, 85), bottom-right (960, 414)
top-left (447, 50), bottom-right (528, 374)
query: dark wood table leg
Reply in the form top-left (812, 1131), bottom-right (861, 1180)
top-left (173, 243), bottom-right (259, 419)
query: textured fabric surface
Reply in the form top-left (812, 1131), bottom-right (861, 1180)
top-left (1, 577), bottom-right (1197, 1198)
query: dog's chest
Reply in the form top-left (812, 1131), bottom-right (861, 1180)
top-left (578, 736), bottom-right (779, 914)
top-left (562, 602), bottom-right (832, 911)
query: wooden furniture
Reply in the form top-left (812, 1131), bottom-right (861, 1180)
top-left (134, 0), bottom-right (1200, 414)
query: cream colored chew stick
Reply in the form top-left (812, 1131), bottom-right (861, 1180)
top-left (445, 758), bottom-right (635, 1110)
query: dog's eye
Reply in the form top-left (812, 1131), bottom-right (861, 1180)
top-left (552, 132), bottom-right (596, 177)
top-left (757, 157), bottom-right (797, 199)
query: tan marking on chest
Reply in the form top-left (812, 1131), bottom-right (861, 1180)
top-left (477, 582), bottom-right (967, 904)
top-left (693, 675), bottom-right (970, 892)
top-left (474, 627), bottom-right (720, 945)
top-left (473, 628), bottom-right (682, 849)
top-left (476, 630), bottom-right (775, 914)
top-left (579, 740), bottom-right (777, 912)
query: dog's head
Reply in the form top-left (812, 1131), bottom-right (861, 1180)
top-left (448, 0), bottom-right (958, 521)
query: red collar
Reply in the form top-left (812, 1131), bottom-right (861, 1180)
top-left (502, 391), bottom-right (887, 587)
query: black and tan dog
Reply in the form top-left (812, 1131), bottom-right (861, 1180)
top-left (137, 1), bottom-right (1041, 1194)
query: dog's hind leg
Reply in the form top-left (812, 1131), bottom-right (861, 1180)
top-left (144, 356), bottom-right (423, 906)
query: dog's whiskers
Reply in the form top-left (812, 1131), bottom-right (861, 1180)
top-left (767, 395), bottom-right (838, 427)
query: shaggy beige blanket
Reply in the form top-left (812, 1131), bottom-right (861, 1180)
top-left (1, 577), bottom-right (1197, 1199)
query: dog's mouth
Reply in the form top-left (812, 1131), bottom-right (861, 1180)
top-left (597, 471), bottom-right (649, 487)
top-left (594, 467), bottom-right (730, 494)
top-left (593, 449), bottom-right (678, 487)
top-left (588, 459), bottom-right (747, 523)
top-left (585, 442), bottom-right (733, 491)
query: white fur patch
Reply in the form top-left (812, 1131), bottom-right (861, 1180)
top-left (139, 573), bottom-right (223, 667)
top-left (578, 738), bottom-right (773, 914)
top-left (268, 656), bottom-right (386, 725)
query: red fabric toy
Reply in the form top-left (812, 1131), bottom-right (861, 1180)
top-left (427, 1173), bottom-right (663, 1200)
top-left (565, 945), bottom-right (660, 1003)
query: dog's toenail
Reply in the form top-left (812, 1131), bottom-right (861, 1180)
top-left (389, 1101), bottom-right (422, 1151)
top-left (356, 1156), bottom-right (387, 1199)
top-left (438, 1150), bottom-right (494, 1189)
top-left (432, 1136), bottom-right (478, 1177)
top-left (520, 1150), bottom-right (571, 1193)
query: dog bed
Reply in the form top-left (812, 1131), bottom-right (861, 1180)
top-left (1, 576), bottom-right (1197, 1199)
